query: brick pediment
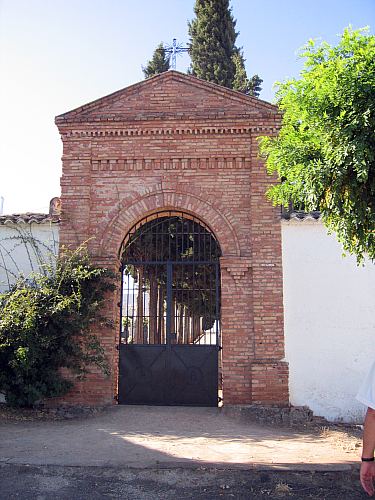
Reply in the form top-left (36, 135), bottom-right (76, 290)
top-left (55, 71), bottom-right (279, 125)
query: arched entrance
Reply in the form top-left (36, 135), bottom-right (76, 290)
top-left (118, 211), bottom-right (221, 406)
top-left (56, 71), bottom-right (289, 407)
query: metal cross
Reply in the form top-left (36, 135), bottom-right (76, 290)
top-left (164, 38), bottom-right (189, 70)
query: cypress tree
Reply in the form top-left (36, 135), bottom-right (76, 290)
top-left (248, 74), bottom-right (263, 98)
top-left (232, 49), bottom-right (250, 93)
top-left (188, 0), bottom-right (237, 88)
top-left (232, 49), bottom-right (263, 97)
top-left (143, 43), bottom-right (170, 79)
top-left (188, 0), bottom-right (262, 97)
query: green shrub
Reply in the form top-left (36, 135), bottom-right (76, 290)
top-left (0, 245), bottom-right (114, 407)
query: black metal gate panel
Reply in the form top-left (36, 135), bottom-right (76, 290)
top-left (118, 344), bottom-right (218, 406)
top-left (118, 213), bottom-right (221, 407)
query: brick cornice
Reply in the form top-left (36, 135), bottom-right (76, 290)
top-left (91, 157), bottom-right (251, 171)
top-left (59, 125), bottom-right (279, 139)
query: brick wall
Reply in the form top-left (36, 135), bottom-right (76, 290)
top-left (55, 71), bottom-right (288, 406)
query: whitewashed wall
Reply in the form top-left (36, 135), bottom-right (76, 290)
top-left (282, 219), bottom-right (375, 422)
top-left (0, 222), bottom-right (59, 293)
top-left (1, 217), bottom-right (374, 421)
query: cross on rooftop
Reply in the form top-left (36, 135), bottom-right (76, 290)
top-left (164, 38), bottom-right (189, 70)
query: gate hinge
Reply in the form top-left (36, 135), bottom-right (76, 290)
top-left (217, 345), bottom-right (222, 351)
top-left (114, 395), bottom-right (119, 402)
top-left (218, 396), bottom-right (223, 403)
top-left (116, 344), bottom-right (120, 350)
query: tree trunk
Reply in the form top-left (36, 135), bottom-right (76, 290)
top-left (149, 274), bottom-right (158, 344)
top-left (170, 297), bottom-right (176, 333)
top-left (135, 268), bottom-right (144, 344)
top-left (156, 285), bottom-right (164, 344)
top-left (177, 303), bottom-right (184, 343)
top-left (184, 312), bottom-right (191, 344)
top-left (157, 286), bottom-right (165, 344)
top-left (193, 315), bottom-right (202, 343)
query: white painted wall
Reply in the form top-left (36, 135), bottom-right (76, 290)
top-left (282, 219), bottom-right (375, 422)
top-left (1, 217), bottom-right (373, 421)
top-left (0, 222), bottom-right (59, 293)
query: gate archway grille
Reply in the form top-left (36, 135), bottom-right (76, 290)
top-left (119, 211), bottom-right (221, 406)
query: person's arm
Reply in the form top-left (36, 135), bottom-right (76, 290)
top-left (360, 407), bottom-right (375, 496)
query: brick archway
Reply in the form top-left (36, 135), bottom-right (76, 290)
top-left (98, 190), bottom-right (241, 259)
top-left (56, 71), bottom-right (288, 407)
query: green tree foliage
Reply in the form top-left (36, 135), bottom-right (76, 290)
top-left (259, 28), bottom-right (375, 262)
top-left (0, 245), bottom-right (113, 407)
top-left (232, 49), bottom-right (263, 97)
top-left (143, 42), bottom-right (170, 78)
top-left (188, 0), bottom-right (237, 88)
top-left (232, 50), bottom-right (248, 93)
top-left (248, 74), bottom-right (263, 98)
top-left (188, 0), bottom-right (261, 96)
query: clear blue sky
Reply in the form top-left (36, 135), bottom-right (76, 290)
top-left (0, 0), bottom-right (374, 214)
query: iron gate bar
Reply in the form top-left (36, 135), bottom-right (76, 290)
top-left (166, 262), bottom-right (172, 344)
top-left (215, 261), bottom-right (220, 343)
top-left (121, 212), bottom-right (215, 251)
top-left (120, 261), bottom-right (220, 346)
top-left (122, 260), bottom-right (217, 266)
top-left (119, 212), bottom-right (221, 406)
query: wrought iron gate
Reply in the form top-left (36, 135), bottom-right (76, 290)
top-left (118, 212), bottom-right (221, 406)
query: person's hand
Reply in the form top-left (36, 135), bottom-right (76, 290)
top-left (360, 461), bottom-right (375, 496)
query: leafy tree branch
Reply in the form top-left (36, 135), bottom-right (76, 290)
top-left (259, 27), bottom-right (375, 262)
top-left (0, 244), bottom-right (114, 407)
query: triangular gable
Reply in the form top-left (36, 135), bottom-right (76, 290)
top-left (56, 71), bottom-right (278, 124)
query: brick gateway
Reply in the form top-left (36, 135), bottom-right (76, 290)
top-left (119, 211), bottom-right (221, 406)
top-left (56, 71), bottom-right (288, 406)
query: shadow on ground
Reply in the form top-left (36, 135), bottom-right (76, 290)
top-left (0, 463), bottom-right (367, 499)
top-left (0, 406), bottom-right (359, 469)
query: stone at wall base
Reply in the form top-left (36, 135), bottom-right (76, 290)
top-left (221, 404), bottom-right (314, 427)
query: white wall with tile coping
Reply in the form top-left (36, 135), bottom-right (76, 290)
top-left (1, 217), bottom-right (374, 422)
top-left (282, 218), bottom-right (375, 422)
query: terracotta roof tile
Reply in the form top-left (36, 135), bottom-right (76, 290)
top-left (0, 213), bottom-right (60, 225)
top-left (281, 210), bottom-right (321, 221)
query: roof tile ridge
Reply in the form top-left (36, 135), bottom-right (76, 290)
top-left (0, 213), bottom-right (59, 225)
top-left (281, 210), bottom-right (322, 221)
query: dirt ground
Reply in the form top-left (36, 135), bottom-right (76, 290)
top-left (0, 403), bottom-right (363, 463)
top-left (0, 463), bottom-right (366, 499)
top-left (0, 405), bottom-right (367, 499)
